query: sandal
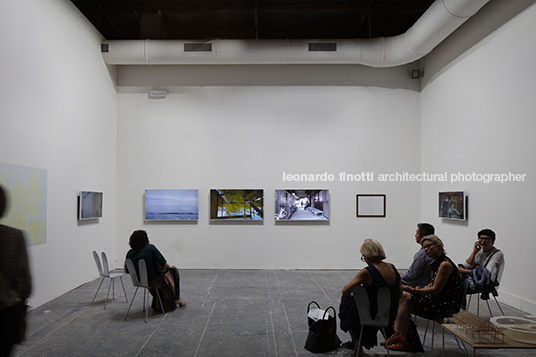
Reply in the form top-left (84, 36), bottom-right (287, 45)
top-left (388, 343), bottom-right (410, 351)
top-left (380, 334), bottom-right (405, 346)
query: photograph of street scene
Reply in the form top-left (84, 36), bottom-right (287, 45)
top-left (275, 190), bottom-right (329, 221)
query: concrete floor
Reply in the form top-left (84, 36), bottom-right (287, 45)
top-left (12, 269), bottom-right (534, 357)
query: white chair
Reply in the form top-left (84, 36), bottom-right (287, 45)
top-left (124, 258), bottom-right (165, 323)
top-left (91, 251), bottom-right (128, 309)
top-left (352, 286), bottom-right (391, 356)
top-left (466, 264), bottom-right (505, 317)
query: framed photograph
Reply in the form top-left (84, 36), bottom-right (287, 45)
top-left (210, 189), bottom-right (263, 220)
top-left (438, 191), bottom-right (466, 221)
top-left (274, 189), bottom-right (329, 221)
top-left (356, 194), bottom-right (386, 217)
top-left (144, 189), bottom-right (198, 221)
top-left (79, 191), bottom-right (103, 220)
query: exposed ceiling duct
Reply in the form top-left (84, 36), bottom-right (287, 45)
top-left (101, 0), bottom-right (490, 68)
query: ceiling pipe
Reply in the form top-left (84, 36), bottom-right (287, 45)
top-left (101, 0), bottom-right (490, 68)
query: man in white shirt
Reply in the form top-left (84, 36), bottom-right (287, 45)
top-left (459, 229), bottom-right (504, 282)
top-left (458, 228), bottom-right (504, 308)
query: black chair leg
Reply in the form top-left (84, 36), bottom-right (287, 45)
top-left (381, 327), bottom-right (390, 355)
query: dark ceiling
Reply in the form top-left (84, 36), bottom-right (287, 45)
top-left (71, 0), bottom-right (434, 40)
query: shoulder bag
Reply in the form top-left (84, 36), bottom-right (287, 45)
top-left (304, 301), bottom-right (341, 353)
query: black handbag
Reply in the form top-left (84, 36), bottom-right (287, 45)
top-left (304, 301), bottom-right (342, 353)
top-left (406, 318), bottom-right (424, 352)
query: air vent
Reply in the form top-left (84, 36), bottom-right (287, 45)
top-left (308, 43), bottom-right (337, 52)
top-left (149, 89), bottom-right (167, 99)
top-left (184, 43), bottom-right (213, 52)
top-left (101, 43), bottom-right (109, 53)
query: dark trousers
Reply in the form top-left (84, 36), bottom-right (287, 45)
top-left (0, 305), bottom-right (20, 357)
top-left (149, 267), bottom-right (181, 312)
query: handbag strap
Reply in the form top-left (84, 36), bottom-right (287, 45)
top-left (323, 306), bottom-right (336, 320)
top-left (146, 244), bottom-right (156, 261)
top-left (483, 249), bottom-right (500, 268)
top-left (307, 301), bottom-right (320, 313)
top-left (307, 301), bottom-right (336, 319)
top-left (146, 244), bottom-right (166, 271)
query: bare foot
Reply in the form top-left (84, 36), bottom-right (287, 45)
top-left (176, 299), bottom-right (186, 307)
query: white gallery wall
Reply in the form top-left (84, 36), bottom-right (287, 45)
top-left (0, 0), bottom-right (118, 307)
top-left (115, 86), bottom-right (422, 271)
top-left (1, 0), bottom-right (535, 314)
top-left (420, 4), bottom-right (536, 314)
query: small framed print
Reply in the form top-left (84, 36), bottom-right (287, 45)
top-left (438, 191), bottom-right (466, 221)
top-left (356, 194), bottom-right (386, 217)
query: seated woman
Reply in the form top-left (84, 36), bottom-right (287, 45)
top-left (339, 239), bottom-right (401, 350)
top-left (125, 230), bottom-right (186, 311)
top-left (386, 235), bottom-right (461, 351)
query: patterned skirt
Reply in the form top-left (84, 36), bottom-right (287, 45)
top-left (411, 292), bottom-right (459, 320)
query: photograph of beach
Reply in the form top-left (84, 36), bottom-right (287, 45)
top-left (145, 189), bottom-right (199, 220)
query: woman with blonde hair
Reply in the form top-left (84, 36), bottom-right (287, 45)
top-left (339, 239), bottom-right (401, 350)
top-left (385, 235), bottom-right (461, 351)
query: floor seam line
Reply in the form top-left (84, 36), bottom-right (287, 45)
top-left (309, 270), bottom-right (330, 300)
top-left (335, 270), bottom-right (350, 282)
top-left (16, 305), bottom-right (92, 356)
top-left (194, 301), bottom-right (217, 357)
top-left (269, 300), bottom-right (279, 357)
top-left (266, 271), bottom-right (280, 357)
top-left (134, 313), bottom-right (169, 357)
top-left (201, 272), bottom-right (219, 308)
top-left (282, 301), bottom-right (300, 356)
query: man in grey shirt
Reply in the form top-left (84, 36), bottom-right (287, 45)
top-left (400, 223), bottom-right (435, 288)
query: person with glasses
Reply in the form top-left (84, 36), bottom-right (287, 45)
top-left (458, 229), bottom-right (504, 282)
top-left (400, 223), bottom-right (435, 288)
top-left (458, 229), bottom-right (504, 308)
top-left (384, 235), bottom-right (461, 351)
top-left (339, 239), bottom-right (401, 351)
